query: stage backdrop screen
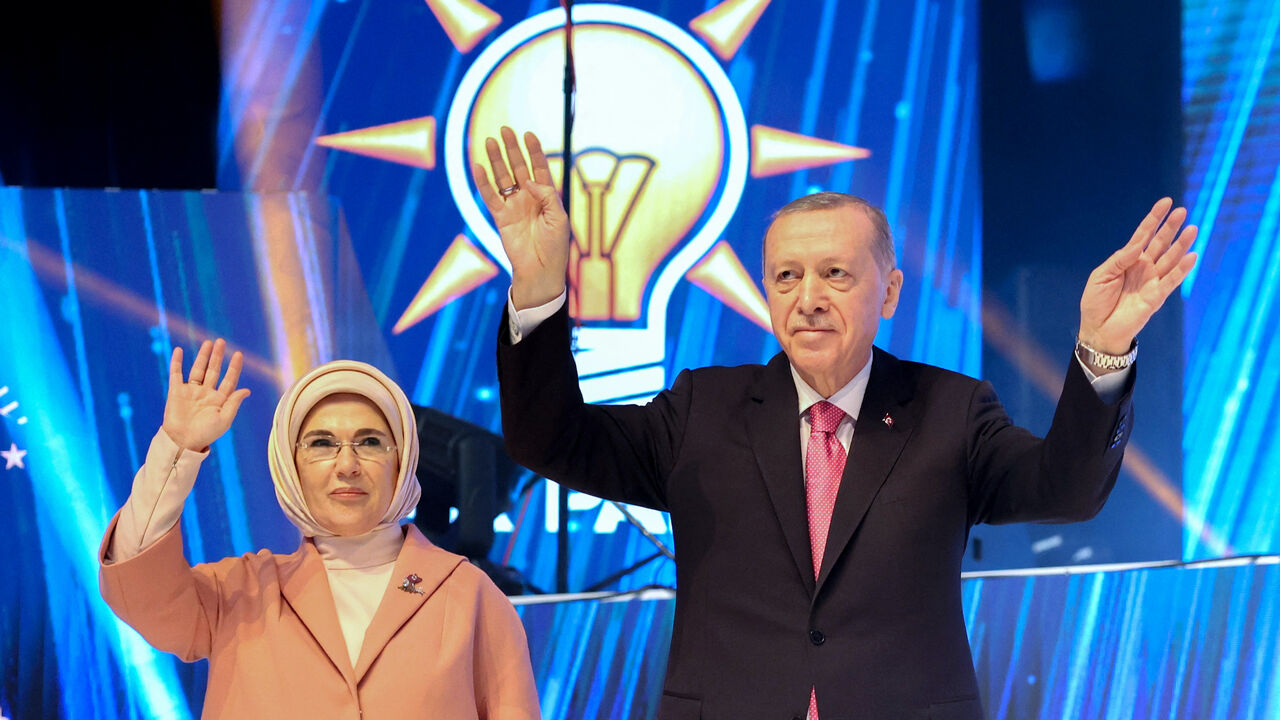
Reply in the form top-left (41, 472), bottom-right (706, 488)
top-left (1181, 0), bottom-right (1280, 560)
top-left (0, 2), bottom-right (983, 717)
top-left (213, 0), bottom-right (984, 594)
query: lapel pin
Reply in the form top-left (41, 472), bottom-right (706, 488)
top-left (882, 413), bottom-right (895, 428)
top-left (398, 573), bottom-right (424, 595)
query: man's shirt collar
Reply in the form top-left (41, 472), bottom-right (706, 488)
top-left (790, 353), bottom-right (873, 423)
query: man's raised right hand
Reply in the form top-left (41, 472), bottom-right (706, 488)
top-left (472, 127), bottom-right (571, 310)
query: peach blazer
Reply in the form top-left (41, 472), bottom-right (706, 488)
top-left (99, 517), bottom-right (540, 719)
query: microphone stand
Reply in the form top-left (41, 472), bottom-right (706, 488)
top-left (556, 0), bottom-right (576, 595)
top-left (552, 0), bottom-right (675, 594)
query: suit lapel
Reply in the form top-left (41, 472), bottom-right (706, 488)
top-left (354, 525), bottom-right (463, 682)
top-left (276, 541), bottom-right (357, 685)
top-left (747, 353), bottom-right (815, 595)
top-left (815, 348), bottom-right (914, 595)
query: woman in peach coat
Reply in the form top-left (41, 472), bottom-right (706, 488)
top-left (99, 339), bottom-right (541, 719)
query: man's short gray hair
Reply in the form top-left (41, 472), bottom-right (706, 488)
top-left (766, 192), bottom-right (896, 275)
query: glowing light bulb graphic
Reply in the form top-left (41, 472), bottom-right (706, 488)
top-left (445, 5), bottom-right (749, 403)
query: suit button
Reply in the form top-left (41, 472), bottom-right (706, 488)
top-left (809, 629), bottom-right (825, 646)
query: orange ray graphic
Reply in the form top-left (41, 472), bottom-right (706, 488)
top-left (689, 0), bottom-right (772, 61)
top-left (425, 0), bottom-right (502, 53)
top-left (686, 240), bottom-right (771, 331)
top-left (750, 125), bottom-right (871, 178)
top-left (393, 234), bottom-right (499, 334)
top-left (249, 194), bottom-right (332, 387)
top-left (315, 116), bottom-right (437, 170)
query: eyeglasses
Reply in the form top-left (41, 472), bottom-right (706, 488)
top-left (295, 436), bottom-right (398, 463)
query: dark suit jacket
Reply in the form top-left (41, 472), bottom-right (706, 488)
top-left (498, 305), bottom-right (1133, 720)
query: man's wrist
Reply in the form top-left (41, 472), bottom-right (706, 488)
top-left (1075, 337), bottom-right (1138, 375)
top-left (507, 288), bottom-right (567, 344)
top-left (511, 280), bottom-right (567, 311)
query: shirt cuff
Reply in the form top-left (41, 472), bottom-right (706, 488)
top-left (1076, 357), bottom-right (1131, 405)
top-left (507, 288), bottom-right (568, 344)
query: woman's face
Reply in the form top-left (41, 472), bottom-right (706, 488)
top-left (294, 393), bottom-right (400, 537)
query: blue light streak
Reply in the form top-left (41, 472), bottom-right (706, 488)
top-left (245, 0), bottom-right (330, 188)
top-left (53, 191), bottom-right (103, 460)
top-left (1183, 0), bottom-right (1280, 296)
top-left (786, 0), bottom-right (840, 202)
top-left (1185, 157), bottom-right (1280, 558)
top-left (141, 190), bottom-right (208, 565)
top-left (217, 1), bottom-right (279, 176)
top-left (0, 188), bottom-right (192, 720)
top-left (913, 0), bottom-right (966, 372)
top-left (830, 0), bottom-right (881, 193)
top-left (879, 0), bottom-right (938, 351)
top-left (293, 0), bottom-right (375, 189)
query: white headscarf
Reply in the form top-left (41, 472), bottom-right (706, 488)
top-left (267, 360), bottom-right (421, 537)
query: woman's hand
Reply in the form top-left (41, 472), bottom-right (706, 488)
top-left (161, 338), bottom-right (251, 452)
top-left (472, 127), bottom-right (571, 310)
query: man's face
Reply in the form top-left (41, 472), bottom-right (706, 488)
top-left (763, 206), bottom-right (903, 396)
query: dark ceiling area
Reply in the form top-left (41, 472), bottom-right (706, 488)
top-left (0, 1), bottom-right (220, 189)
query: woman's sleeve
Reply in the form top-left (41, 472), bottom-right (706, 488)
top-left (98, 518), bottom-right (224, 662)
top-left (473, 585), bottom-right (542, 720)
top-left (105, 429), bottom-right (207, 563)
top-left (98, 429), bottom-right (223, 662)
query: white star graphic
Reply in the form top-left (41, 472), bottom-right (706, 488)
top-left (2, 443), bottom-right (27, 470)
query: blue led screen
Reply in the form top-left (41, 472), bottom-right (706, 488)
top-left (1182, 0), bottom-right (1280, 560)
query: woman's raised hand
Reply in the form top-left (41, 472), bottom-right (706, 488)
top-left (162, 339), bottom-right (251, 452)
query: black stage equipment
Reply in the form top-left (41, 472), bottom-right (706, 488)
top-left (411, 404), bottom-right (538, 595)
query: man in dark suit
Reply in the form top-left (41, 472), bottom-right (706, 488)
top-left (473, 128), bottom-right (1199, 719)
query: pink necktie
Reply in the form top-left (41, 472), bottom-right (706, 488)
top-left (806, 400), bottom-right (847, 720)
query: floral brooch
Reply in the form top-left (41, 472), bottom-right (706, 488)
top-left (398, 573), bottom-right (424, 595)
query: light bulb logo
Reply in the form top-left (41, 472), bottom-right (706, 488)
top-left (557, 149), bottom-right (656, 322)
top-left (444, 5), bottom-right (749, 402)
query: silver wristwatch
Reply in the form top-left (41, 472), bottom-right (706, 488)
top-left (1075, 338), bottom-right (1138, 371)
